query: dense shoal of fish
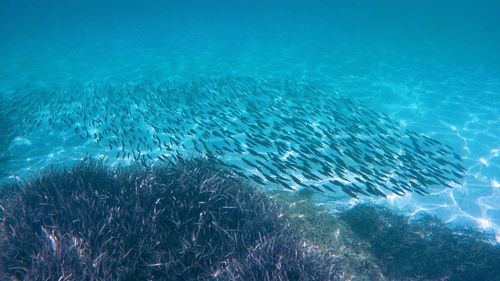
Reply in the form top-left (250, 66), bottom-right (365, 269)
top-left (1, 77), bottom-right (466, 198)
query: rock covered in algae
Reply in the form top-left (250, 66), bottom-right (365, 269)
top-left (273, 189), bottom-right (500, 281)
top-left (272, 189), bottom-right (386, 281)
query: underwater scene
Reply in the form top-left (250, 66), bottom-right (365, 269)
top-left (1, 0), bottom-right (500, 280)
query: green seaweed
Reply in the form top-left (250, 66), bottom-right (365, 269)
top-left (271, 190), bottom-right (385, 281)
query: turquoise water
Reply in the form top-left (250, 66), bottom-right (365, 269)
top-left (1, 0), bottom-right (500, 242)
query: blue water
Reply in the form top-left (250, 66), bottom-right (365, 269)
top-left (1, 0), bottom-right (500, 241)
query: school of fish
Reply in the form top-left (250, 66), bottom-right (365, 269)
top-left (1, 77), bottom-right (466, 198)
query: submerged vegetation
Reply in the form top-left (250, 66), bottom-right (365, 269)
top-left (272, 190), bottom-right (385, 281)
top-left (0, 158), bottom-right (337, 281)
top-left (1, 158), bottom-right (498, 280)
top-left (340, 205), bottom-right (500, 281)
top-left (274, 191), bottom-right (500, 281)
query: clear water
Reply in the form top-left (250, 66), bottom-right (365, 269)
top-left (1, 0), bottom-right (500, 241)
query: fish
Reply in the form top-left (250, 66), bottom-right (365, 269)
top-left (2, 77), bottom-right (466, 199)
